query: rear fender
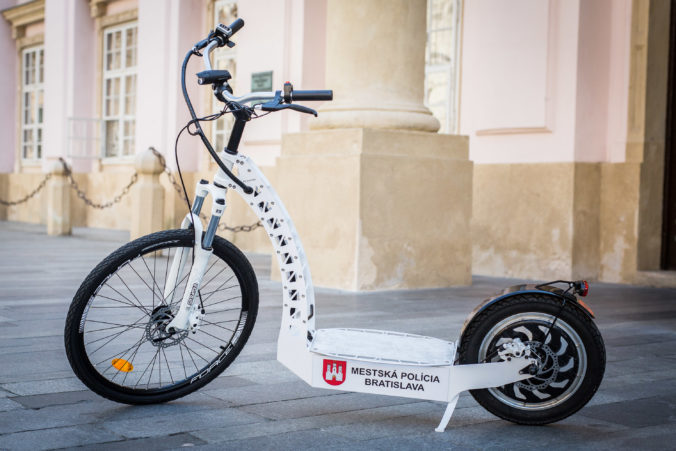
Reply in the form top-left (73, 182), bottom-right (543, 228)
top-left (458, 284), bottom-right (595, 342)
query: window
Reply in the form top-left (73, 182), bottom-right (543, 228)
top-left (425, 0), bottom-right (461, 133)
top-left (211, 0), bottom-right (237, 152)
top-left (21, 45), bottom-right (44, 160)
top-left (102, 22), bottom-right (137, 158)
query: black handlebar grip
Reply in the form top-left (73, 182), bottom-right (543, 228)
top-left (291, 90), bottom-right (333, 101)
top-left (228, 18), bottom-right (245, 36)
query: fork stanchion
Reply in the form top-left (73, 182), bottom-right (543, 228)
top-left (131, 148), bottom-right (165, 240)
top-left (46, 159), bottom-right (71, 236)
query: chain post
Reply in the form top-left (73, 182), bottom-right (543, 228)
top-left (46, 159), bottom-right (72, 236)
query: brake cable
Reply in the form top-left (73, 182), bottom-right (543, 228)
top-left (180, 47), bottom-right (253, 194)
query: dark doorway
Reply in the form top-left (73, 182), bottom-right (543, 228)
top-left (662, 0), bottom-right (676, 269)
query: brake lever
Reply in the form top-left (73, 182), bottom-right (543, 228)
top-left (260, 101), bottom-right (317, 117)
top-left (285, 104), bottom-right (318, 117)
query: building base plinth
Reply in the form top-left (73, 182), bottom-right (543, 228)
top-left (276, 128), bottom-right (472, 291)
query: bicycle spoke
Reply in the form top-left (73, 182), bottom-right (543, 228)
top-left (204, 307), bottom-right (241, 315)
top-left (185, 335), bottom-right (221, 355)
top-left (140, 254), bottom-right (164, 306)
top-left (103, 282), bottom-right (150, 315)
top-left (200, 276), bottom-right (235, 303)
top-left (205, 296), bottom-right (241, 308)
top-left (197, 326), bottom-right (232, 343)
top-left (96, 333), bottom-right (147, 368)
top-left (92, 293), bottom-right (147, 311)
top-left (85, 316), bottom-right (146, 346)
top-left (199, 283), bottom-right (238, 298)
top-left (201, 319), bottom-right (234, 333)
top-left (128, 259), bottom-right (159, 303)
top-left (200, 265), bottom-right (229, 292)
top-left (182, 342), bottom-right (211, 364)
top-left (180, 341), bottom-right (200, 373)
top-left (178, 340), bottom-right (189, 379)
top-left (115, 269), bottom-right (147, 310)
top-left (87, 316), bottom-right (147, 354)
top-left (161, 347), bottom-right (175, 385)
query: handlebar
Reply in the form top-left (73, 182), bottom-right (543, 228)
top-left (195, 19), bottom-right (333, 113)
top-left (291, 90), bottom-right (333, 102)
top-left (217, 18), bottom-right (244, 37)
top-left (181, 17), bottom-right (333, 195)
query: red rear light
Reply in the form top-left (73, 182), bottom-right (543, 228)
top-left (573, 280), bottom-right (589, 297)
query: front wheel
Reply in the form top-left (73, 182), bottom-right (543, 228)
top-left (459, 294), bottom-right (605, 425)
top-left (64, 229), bottom-right (258, 404)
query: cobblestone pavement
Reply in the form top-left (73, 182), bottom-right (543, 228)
top-left (1, 220), bottom-right (675, 450)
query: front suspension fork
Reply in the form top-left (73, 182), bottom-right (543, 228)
top-left (165, 180), bottom-right (227, 333)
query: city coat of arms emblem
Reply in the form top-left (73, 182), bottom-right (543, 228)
top-left (323, 359), bottom-right (346, 386)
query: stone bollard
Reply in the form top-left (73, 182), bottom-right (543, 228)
top-left (46, 160), bottom-right (72, 236)
top-left (131, 148), bottom-right (165, 240)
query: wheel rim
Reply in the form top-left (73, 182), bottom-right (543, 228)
top-left (79, 239), bottom-right (248, 392)
top-left (478, 313), bottom-right (587, 410)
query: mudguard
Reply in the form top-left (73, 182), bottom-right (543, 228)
top-left (459, 283), bottom-right (595, 340)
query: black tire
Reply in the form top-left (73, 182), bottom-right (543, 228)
top-left (459, 294), bottom-right (605, 425)
top-left (64, 229), bottom-right (258, 404)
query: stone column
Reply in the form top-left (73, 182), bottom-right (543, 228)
top-left (131, 148), bottom-right (164, 240)
top-left (314, 0), bottom-right (439, 132)
top-left (276, 0), bottom-right (472, 290)
top-left (46, 160), bottom-right (71, 236)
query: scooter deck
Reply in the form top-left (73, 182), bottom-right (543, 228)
top-left (309, 328), bottom-right (456, 366)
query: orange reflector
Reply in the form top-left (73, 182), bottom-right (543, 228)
top-left (578, 299), bottom-right (595, 318)
top-left (112, 358), bottom-right (133, 372)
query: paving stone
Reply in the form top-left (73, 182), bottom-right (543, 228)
top-left (0, 397), bottom-right (23, 412)
top-left (1, 378), bottom-right (87, 396)
top-left (239, 392), bottom-right (421, 421)
top-left (189, 428), bottom-right (355, 451)
top-left (10, 390), bottom-right (102, 409)
top-left (581, 395), bottom-right (676, 428)
top-left (100, 407), bottom-right (265, 439)
top-left (206, 380), bottom-right (340, 406)
top-left (69, 432), bottom-right (207, 451)
top-left (0, 425), bottom-right (122, 451)
top-left (191, 401), bottom-right (436, 444)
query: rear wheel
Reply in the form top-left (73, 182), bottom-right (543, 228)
top-left (64, 229), bottom-right (258, 404)
top-left (459, 294), bottom-right (605, 424)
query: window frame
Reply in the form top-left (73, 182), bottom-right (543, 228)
top-left (20, 44), bottom-right (44, 162)
top-left (424, 0), bottom-right (462, 134)
top-left (210, 0), bottom-right (238, 153)
top-left (101, 20), bottom-right (138, 159)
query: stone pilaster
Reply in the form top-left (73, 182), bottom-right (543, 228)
top-left (277, 0), bottom-right (472, 290)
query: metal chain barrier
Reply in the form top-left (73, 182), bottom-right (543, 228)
top-left (0, 172), bottom-right (52, 206)
top-left (59, 158), bottom-right (138, 210)
top-left (149, 147), bottom-right (262, 233)
top-left (0, 151), bottom-right (262, 234)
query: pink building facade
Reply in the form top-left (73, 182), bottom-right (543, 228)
top-left (0, 0), bottom-right (673, 286)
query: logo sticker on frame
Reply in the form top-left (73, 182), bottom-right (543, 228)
top-left (323, 359), bottom-right (346, 386)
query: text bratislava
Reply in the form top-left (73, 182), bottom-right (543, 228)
top-left (352, 367), bottom-right (440, 392)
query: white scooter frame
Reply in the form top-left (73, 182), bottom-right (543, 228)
top-left (162, 149), bottom-right (537, 433)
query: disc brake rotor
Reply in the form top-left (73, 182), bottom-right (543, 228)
top-left (146, 305), bottom-right (188, 348)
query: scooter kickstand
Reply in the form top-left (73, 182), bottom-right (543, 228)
top-left (435, 394), bottom-right (460, 433)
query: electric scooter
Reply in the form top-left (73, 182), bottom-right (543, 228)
top-left (65, 19), bottom-right (606, 432)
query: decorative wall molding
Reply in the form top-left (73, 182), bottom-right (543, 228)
top-left (475, 0), bottom-right (557, 136)
top-left (2, 0), bottom-right (45, 40)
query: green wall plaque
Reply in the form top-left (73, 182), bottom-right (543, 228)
top-left (251, 71), bottom-right (273, 91)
